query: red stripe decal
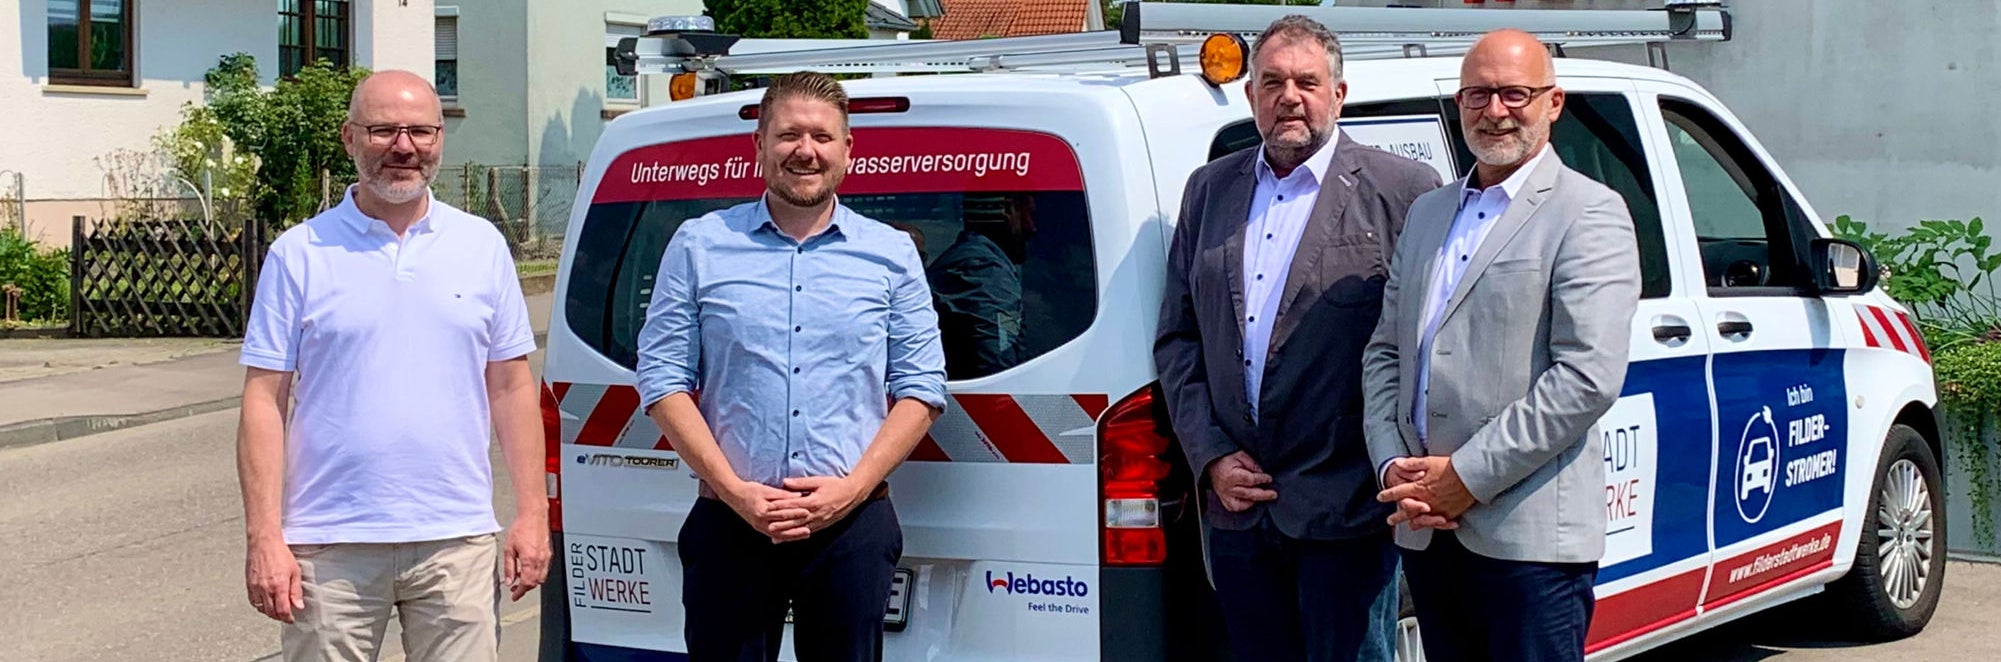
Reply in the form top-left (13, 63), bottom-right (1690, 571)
top-left (956, 394), bottom-right (1069, 463)
top-left (652, 435), bottom-right (676, 452)
top-left (1704, 521), bottom-right (1842, 608)
top-left (908, 435), bottom-right (951, 462)
top-left (1868, 307), bottom-right (1910, 353)
top-left (1897, 311), bottom-right (1932, 362)
top-left (552, 381), bottom-right (573, 402)
top-left (1072, 394), bottom-right (1111, 420)
top-left (1856, 310), bottom-right (1881, 348)
top-left (576, 385), bottom-right (639, 446)
top-left (1585, 567), bottom-right (1707, 652)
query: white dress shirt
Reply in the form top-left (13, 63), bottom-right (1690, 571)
top-left (1242, 138), bottom-right (1339, 420)
top-left (1413, 144), bottom-right (1553, 444)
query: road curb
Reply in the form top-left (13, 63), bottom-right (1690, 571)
top-left (0, 396), bottom-right (242, 451)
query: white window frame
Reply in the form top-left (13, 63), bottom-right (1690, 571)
top-left (605, 17), bottom-right (645, 107)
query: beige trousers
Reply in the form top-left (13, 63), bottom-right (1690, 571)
top-left (282, 533), bottom-right (502, 662)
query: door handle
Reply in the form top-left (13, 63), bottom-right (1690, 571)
top-left (1651, 324), bottom-right (1693, 343)
top-left (1718, 320), bottom-right (1755, 337)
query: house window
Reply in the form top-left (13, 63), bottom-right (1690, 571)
top-left (435, 15), bottom-right (458, 99)
top-left (48, 0), bottom-right (136, 87)
top-left (606, 23), bottom-right (643, 104)
top-left (280, 0), bottom-right (350, 77)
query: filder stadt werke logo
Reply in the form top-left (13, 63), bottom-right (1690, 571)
top-left (986, 571), bottom-right (1089, 597)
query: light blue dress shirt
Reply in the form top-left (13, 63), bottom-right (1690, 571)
top-left (1241, 138), bottom-right (1339, 419)
top-left (634, 196), bottom-right (949, 488)
top-left (1413, 144), bottom-right (1553, 444)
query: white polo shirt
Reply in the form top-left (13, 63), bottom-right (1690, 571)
top-left (241, 187), bottom-right (537, 545)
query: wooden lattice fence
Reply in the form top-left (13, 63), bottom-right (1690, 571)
top-left (69, 215), bottom-right (267, 338)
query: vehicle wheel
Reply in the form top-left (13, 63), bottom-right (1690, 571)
top-left (1822, 423), bottom-right (1945, 640)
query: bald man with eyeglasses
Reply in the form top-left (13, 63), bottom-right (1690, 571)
top-left (235, 70), bottom-right (548, 662)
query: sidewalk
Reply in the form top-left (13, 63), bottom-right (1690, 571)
top-left (0, 291), bottom-right (553, 449)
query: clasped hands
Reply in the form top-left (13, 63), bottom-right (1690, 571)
top-left (718, 475), bottom-right (871, 543)
top-left (1375, 456), bottom-right (1477, 531)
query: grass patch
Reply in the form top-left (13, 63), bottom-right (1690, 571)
top-left (518, 259), bottom-right (559, 277)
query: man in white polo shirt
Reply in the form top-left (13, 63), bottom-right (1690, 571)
top-left (234, 70), bottom-right (549, 662)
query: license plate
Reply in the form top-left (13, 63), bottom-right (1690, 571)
top-left (780, 568), bottom-right (913, 632)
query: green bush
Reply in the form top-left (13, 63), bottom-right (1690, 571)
top-left (0, 230), bottom-right (69, 323)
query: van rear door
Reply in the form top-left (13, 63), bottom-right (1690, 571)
top-left (547, 81), bottom-right (1168, 660)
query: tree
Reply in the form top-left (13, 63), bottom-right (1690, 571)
top-left (1103, 0), bottom-right (1322, 27)
top-left (196, 54), bottom-right (371, 229)
top-left (705, 0), bottom-right (870, 39)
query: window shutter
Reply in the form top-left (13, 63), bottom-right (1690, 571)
top-left (606, 23), bottom-right (643, 48)
top-left (436, 16), bottom-right (459, 61)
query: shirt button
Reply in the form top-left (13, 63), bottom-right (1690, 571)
top-left (797, 247), bottom-right (804, 254)
top-left (795, 285), bottom-right (803, 292)
top-left (792, 452), bottom-right (802, 459)
top-left (794, 326), bottom-right (802, 333)
top-left (792, 410), bottom-right (801, 417)
top-left (793, 367), bottom-right (801, 374)
top-left (1277, 195), bottom-right (1285, 201)
top-left (1256, 274), bottom-right (1264, 281)
top-left (1244, 359), bottom-right (1252, 367)
top-left (1461, 255), bottom-right (1469, 262)
top-left (1266, 233), bottom-right (1274, 240)
top-left (1248, 316), bottom-right (1256, 323)
top-left (1478, 212), bottom-right (1487, 219)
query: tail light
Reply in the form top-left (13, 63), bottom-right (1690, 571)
top-left (540, 381), bottom-right (564, 532)
top-left (1099, 384), bottom-right (1174, 566)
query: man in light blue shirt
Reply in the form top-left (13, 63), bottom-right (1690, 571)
top-left (633, 71), bottom-right (947, 662)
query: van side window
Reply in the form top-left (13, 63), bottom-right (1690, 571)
top-left (565, 191), bottom-right (1096, 382)
top-left (1659, 98), bottom-right (1812, 294)
top-left (1204, 94), bottom-right (1671, 299)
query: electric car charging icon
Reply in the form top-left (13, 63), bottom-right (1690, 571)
top-left (1735, 406), bottom-right (1780, 524)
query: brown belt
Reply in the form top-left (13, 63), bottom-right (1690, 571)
top-left (697, 480), bottom-right (890, 502)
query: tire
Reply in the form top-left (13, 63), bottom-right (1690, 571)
top-left (1821, 423), bottom-right (1946, 640)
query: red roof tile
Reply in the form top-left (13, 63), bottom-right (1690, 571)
top-left (930, 0), bottom-right (1089, 40)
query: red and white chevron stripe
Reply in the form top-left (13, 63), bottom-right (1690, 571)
top-left (1854, 303), bottom-right (1931, 363)
top-left (549, 382), bottom-right (1107, 464)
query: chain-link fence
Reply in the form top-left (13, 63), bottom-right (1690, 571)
top-left (432, 163), bottom-right (582, 261)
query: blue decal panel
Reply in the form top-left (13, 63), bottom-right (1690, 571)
top-left (1710, 349), bottom-right (1848, 549)
top-left (1599, 356), bottom-right (1713, 584)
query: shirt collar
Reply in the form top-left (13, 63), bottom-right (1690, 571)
top-left (335, 184), bottom-right (439, 236)
top-left (1460, 143), bottom-right (1553, 204)
top-left (1255, 132), bottom-right (1340, 186)
top-left (752, 193), bottom-right (849, 241)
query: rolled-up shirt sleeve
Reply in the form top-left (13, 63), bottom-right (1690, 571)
top-left (635, 225), bottom-right (702, 412)
top-left (885, 238), bottom-right (948, 411)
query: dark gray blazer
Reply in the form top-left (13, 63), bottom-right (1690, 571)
top-left (1154, 130), bottom-right (1442, 540)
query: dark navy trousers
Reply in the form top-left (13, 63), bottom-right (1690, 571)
top-left (679, 495), bottom-right (902, 662)
top-left (1401, 531), bottom-right (1599, 662)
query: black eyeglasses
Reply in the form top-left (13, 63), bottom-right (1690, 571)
top-left (1455, 85), bottom-right (1556, 110)
top-left (351, 123), bottom-right (444, 146)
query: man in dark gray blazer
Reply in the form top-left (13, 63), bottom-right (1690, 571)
top-left (1154, 15), bottom-right (1441, 662)
top-left (1366, 30), bottom-right (1641, 662)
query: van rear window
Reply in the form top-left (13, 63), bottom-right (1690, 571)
top-left (565, 128), bottom-right (1097, 381)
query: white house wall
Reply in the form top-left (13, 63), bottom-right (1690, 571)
top-left (522, 0), bottom-right (701, 167)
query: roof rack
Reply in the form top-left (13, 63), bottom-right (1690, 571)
top-left (617, 1), bottom-right (1730, 81)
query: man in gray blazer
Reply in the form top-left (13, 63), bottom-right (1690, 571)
top-left (1155, 15), bottom-right (1440, 662)
top-left (1363, 29), bottom-right (1640, 662)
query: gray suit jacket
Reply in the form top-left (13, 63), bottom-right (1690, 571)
top-left (1156, 131), bottom-right (1440, 540)
top-left (1361, 150), bottom-right (1640, 563)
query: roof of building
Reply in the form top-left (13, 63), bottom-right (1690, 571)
top-left (929, 0), bottom-right (1090, 40)
top-left (866, 3), bottom-right (922, 32)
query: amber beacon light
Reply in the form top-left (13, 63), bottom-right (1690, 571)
top-left (1199, 33), bottom-right (1248, 86)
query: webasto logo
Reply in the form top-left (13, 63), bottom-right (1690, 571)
top-left (985, 571), bottom-right (1089, 597)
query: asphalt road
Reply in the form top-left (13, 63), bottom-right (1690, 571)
top-left (1, 406), bottom-right (1997, 661)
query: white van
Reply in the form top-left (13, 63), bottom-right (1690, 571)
top-left (535, 4), bottom-right (1945, 660)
